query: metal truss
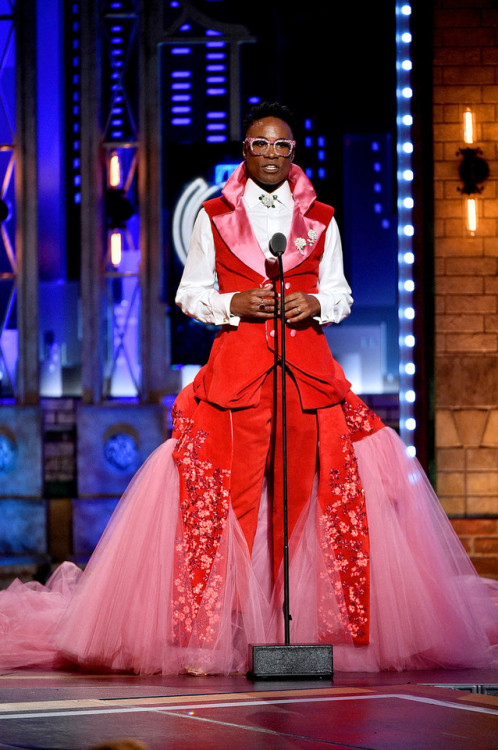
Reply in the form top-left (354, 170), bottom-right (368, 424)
top-left (100, 0), bottom-right (141, 399)
top-left (0, 2), bottom-right (16, 398)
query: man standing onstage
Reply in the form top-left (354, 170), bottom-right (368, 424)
top-left (175, 101), bottom-right (381, 649)
top-left (0, 102), bottom-right (495, 677)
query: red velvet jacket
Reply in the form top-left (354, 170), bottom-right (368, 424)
top-left (172, 164), bottom-right (384, 646)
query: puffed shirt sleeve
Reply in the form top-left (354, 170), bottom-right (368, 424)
top-left (175, 208), bottom-right (240, 325)
top-left (311, 216), bottom-right (353, 325)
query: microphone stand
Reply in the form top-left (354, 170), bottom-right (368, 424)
top-left (248, 232), bottom-right (333, 680)
top-left (276, 251), bottom-right (291, 646)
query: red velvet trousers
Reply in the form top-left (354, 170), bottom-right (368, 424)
top-left (230, 367), bottom-right (318, 582)
top-left (173, 367), bottom-right (378, 644)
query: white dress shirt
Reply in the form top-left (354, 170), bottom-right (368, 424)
top-left (175, 177), bottom-right (353, 326)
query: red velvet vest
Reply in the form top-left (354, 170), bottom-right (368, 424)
top-left (192, 196), bottom-right (351, 411)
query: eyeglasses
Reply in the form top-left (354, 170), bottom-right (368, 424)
top-left (244, 137), bottom-right (296, 158)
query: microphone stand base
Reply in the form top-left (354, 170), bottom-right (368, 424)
top-left (247, 644), bottom-right (333, 680)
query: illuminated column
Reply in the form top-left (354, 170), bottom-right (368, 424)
top-left (396, 2), bottom-right (416, 455)
top-left (101, 4), bottom-right (145, 399)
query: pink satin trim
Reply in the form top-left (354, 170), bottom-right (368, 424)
top-left (213, 201), bottom-right (268, 278)
top-left (284, 209), bottom-right (325, 274)
top-left (213, 162), bottom-right (328, 278)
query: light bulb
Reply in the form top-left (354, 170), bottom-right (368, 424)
top-left (109, 152), bottom-right (121, 188)
top-left (463, 108), bottom-right (474, 145)
top-left (466, 197), bottom-right (477, 233)
top-left (110, 231), bottom-right (122, 266)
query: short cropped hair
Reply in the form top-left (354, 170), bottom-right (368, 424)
top-left (242, 102), bottom-right (296, 138)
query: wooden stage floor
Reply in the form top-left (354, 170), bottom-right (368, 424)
top-left (0, 667), bottom-right (496, 749)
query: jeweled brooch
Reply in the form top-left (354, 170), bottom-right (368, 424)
top-left (259, 193), bottom-right (278, 208)
top-left (295, 229), bottom-right (318, 254)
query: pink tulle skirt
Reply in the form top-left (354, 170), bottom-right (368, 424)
top-left (0, 427), bottom-right (497, 674)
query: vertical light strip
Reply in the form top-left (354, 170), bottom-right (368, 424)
top-left (396, 3), bottom-right (416, 456)
top-left (205, 29), bottom-right (228, 142)
top-left (109, 16), bottom-right (125, 139)
top-left (71, 1), bottom-right (81, 206)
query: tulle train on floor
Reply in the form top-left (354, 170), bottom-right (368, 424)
top-left (0, 427), bottom-right (497, 674)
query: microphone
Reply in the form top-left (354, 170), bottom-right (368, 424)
top-left (269, 232), bottom-right (287, 257)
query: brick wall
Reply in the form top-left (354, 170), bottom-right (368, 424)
top-left (433, 1), bottom-right (498, 579)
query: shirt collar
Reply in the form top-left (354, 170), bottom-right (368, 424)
top-left (244, 178), bottom-right (294, 210)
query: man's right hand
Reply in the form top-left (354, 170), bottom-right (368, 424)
top-left (230, 284), bottom-right (276, 318)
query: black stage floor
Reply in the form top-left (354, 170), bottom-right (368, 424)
top-left (0, 667), bottom-right (497, 749)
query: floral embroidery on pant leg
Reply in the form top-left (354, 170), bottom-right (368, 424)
top-left (320, 434), bottom-right (369, 642)
top-left (172, 527), bottom-right (196, 645)
top-left (341, 395), bottom-right (384, 440)
top-left (172, 406), bottom-right (231, 631)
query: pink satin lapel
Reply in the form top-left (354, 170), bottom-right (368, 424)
top-left (210, 162), bottom-right (267, 278)
top-left (212, 202), bottom-right (268, 278)
top-left (283, 209), bottom-right (325, 273)
top-left (287, 163), bottom-right (316, 211)
top-left (221, 162), bottom-right (247, 208)
top-left (214, 161), bottom-right (327, 278)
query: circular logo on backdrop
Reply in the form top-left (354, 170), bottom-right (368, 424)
top-left (103, 426), bottom-right (139, 472)
top-left (0, 432), bottom-right (17, 474)
top-left (172, 177), bottom-right (224, 266)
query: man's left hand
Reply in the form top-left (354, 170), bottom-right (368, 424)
top-left (283, 292), bottom-right (321, 322)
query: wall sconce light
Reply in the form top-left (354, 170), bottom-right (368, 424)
top-left (106, 150), bottom-right (133, 230)
top-left (108, 151), bottom-right (122, 189)
top-left (110, 230), bottom-right (122, 267)
top-left (106, 188), bottom-right (133, 273)
top-left (457, 108), bottom-right (489, 234)
top-left (105, 148), bottom-right (134, 271)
